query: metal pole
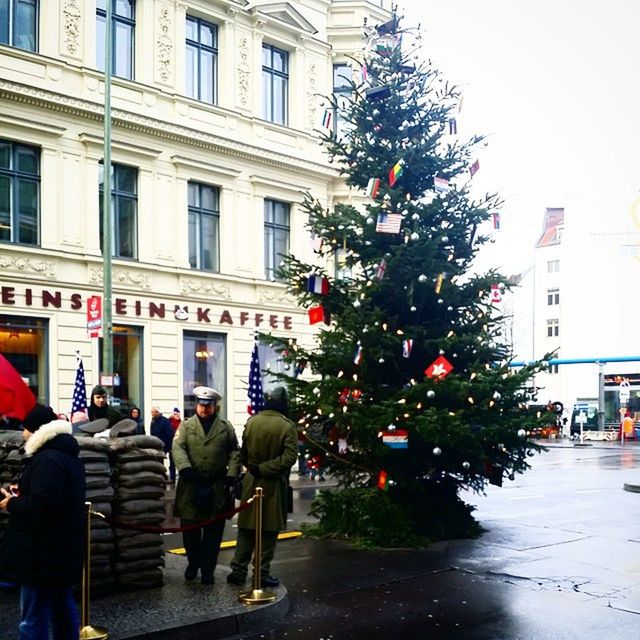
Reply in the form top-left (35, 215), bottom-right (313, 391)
top-left (101, 0), bottom-right (113, 395)
top-left (238, 487), bottom-right (276, 604)
top-left (80, 502), bottom-right (108, 639)
top-left (597, 362), bottom-right (605, 431)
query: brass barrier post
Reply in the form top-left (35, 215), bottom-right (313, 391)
top-left (238, 487), bottom-right (276, 604)
top-left (80, 502), bottom-right (109, 639)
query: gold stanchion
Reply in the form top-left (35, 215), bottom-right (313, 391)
top-left (238, 487), bottom-right (276, 604)
top-left (80, 502), bottom-right (109, 639)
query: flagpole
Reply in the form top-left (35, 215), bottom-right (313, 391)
top-left (101, 0), bottom-right (114, 396)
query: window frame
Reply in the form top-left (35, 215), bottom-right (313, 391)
top-left (99, 161), bottom-right (138, 260)
top-left (185, 14), bottom-right (218, 104)
top-left (332, 63), bottom-right (352, 138)
top-left (262, 43), bottom-right (289, 125)
top-left (96, 0), bottom-right (136, 80)
top-left (0, 0), bottom-right (38, 52)
top-left (188, 180), bottom-right (220, 272)
top-left (547, 259), bottom-right (560, 273)
top-left (546, 318), bottom-right (560, 338)
top-left (264, 198), bottom-right (290, 281)
top-left (0, 139), bottom-right (40, 246)
top-left (547, 288), bottom-right (560, 306)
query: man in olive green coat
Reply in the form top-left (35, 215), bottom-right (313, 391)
top-left (172, 386), bottom-right (240, 585)
top-left (227, 387), bottom-right (297, 588)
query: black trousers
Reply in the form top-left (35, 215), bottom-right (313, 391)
top-left (181, 518), bottom-right (226, 579)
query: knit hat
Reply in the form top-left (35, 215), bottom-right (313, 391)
top-left (173, 407), bottom-right (180, 413)
top-left (23, 404), bottom-right (58, 433)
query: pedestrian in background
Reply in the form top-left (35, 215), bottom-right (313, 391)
top-left (0, 404), bottom-right (85, 640)
top-left (128, 405), bottom-right (145, 434)
top-left (172, 387), bottom-right (240, 585)
top-left (88, 385), bottom-right (121, 426)
top-left (150, 407), bottom-right (175, 482)
top-left (227, 386), bottom-right (297, 588)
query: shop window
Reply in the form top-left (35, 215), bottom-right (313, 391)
top-left (185, 14), bottom-right (218, 104)
top-left (183, 330), bottom-right (226, 417)
top-left (0, 140), bottom-right (40, 245)
top-left (0, 315), bottom-right (47, 402)
top-left (98, 324), bottom-right (143, 417)
top-left (96, 0), bottom-right (135, 80)
top-left (188, 181), bottom-right (219, 272)
top-left (0, 0), bottom-right (38, 52)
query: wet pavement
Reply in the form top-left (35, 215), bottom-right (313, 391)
top-left (1, 443), bottom-right (640, 638)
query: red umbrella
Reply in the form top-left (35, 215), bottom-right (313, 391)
top-left (0, 354), bottom-right (36, 421)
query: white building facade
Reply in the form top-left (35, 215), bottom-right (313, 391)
top-left (0, 0), bottom-right (390, 427)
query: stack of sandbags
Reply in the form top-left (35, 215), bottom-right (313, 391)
top-left (75, 431), bottom-right (115, 594)
top-left (0, 431), bottom-right (24, 556)
top-left (109, 434), bottom-right (167, 590)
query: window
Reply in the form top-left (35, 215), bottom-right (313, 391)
top-left (0, 0), bottom-right (37, 51)
top-left (549, 364), bottom-right (559, 375)
top-left (547, 288), bottom-right (560, 305)
top-left (264, 199), bottom-right (290, 281)
top-left (185, 15), bottom-right (218, 103)
top-left (547, 259), bottom-right (560, 273)
top-left (99, 162), bottom-right (137, 259)
top-left (332, 64), bottom-right (352, 138)
top-left (262, 43), bottom-right (288, 125)
top-left (0, 140), bottom-right (40, 245)
top-left (188, 181), bottom-right (220, 272)
top-left (183, 331), bottom-right (226, 417)
top-left (547, 319), bottom-right (559, 338)
top-left (96, 0), bottom-right (135, 80)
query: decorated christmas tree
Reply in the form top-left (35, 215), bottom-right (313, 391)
top-left (269, 16), bottom-right (549, 546)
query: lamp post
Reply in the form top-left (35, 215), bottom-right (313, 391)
top-left (101, 0), bottom-right (113, 395)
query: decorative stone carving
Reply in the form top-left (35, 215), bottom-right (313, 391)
top-left (157, 6), bottom-right (173, 84)
top-left (180, 278), bottom-right (232, 300)
top-left (257, 287), bottom-right (297, 305)
top-left (237, 32), bottom-right (250, 108)
top-left (89, 268), bottom-right (151, 289)
top-left (0, 254), bottom-right (57, 279)
top-left (307, 63), bottom-right (318, 130)
top-left (63, 0), bottom-right (81, 55)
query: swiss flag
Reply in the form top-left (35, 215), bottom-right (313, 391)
top-left (424, 355), bottom-right (454, 379)
top-left (0, 354), bottom-right (36, 420)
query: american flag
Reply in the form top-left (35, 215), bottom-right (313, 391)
top-left (70, 353), bottom-right (88, 421)
top-left (375, 213), bottom-right (402, 234)
top-left (247, 341), bottom-right (265, 415)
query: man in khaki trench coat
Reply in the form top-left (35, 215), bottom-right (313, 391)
top-left (227, 387), bottom-right (297, 588)
top-left (172, 386), bottom-right (240, 584)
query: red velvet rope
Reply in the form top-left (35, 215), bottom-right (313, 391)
top-left (90, 498), bottom-right (254, 533)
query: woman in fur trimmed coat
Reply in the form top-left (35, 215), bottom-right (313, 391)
top-left (0, 404), bottom-right (86, 640)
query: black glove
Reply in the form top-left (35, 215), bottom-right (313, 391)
top-left (248, 464), bottom-right (261, 479)
top-left (179, 467), bottom-right (197, 482)
top-left (225, 476), bottom-right (238, 488)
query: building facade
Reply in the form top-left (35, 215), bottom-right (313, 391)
top-left (0, 0), bottom-right (390, 428)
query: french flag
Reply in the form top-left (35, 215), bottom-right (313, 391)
top-left (307, 275), bottom-right (329, 295)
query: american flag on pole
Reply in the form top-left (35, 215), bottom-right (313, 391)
top-left (247, 341), bottom-right (265, 415)
top-left (70, 353), bottom-right (88, 423)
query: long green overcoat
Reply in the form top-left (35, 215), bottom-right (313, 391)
top-left (172, 413), bottom-right (241, 520)
top-left (237, 409), bottom-right (297, 532)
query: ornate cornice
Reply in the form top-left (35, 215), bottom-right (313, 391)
top-left (257, 286), bottom-right (297, 305)
top-left (0, 253), bottom-right (57, 279)
top-left (89, 267), bottom-right (151, 290)
top-left (0, 80), bottom-right (337, 179)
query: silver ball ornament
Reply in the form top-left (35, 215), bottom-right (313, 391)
top-left (353, 300), bottom-right (361, 308)
top-left (462, 461), bottom-right (471, 470)
top-left (427, 390), bottom-right (435, 398)
top-left (432, 447), bottom-right (442, 456)
top-left (418, 274), bottom-right (428, 283)
top-left (517, 429), bottom-right (526, 438)
top-left (411, 232), bottom-right (420, 241)
top-left (437, 298), bottom-right (444, 304)
top-left (410, 305), bottom-right (417, 312)
top-left (442, 236), bottom-right (449, 243)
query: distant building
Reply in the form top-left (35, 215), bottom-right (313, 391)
top-left (0, 0), bottom-right (391, 427)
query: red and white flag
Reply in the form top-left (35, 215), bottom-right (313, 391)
top-left (490, 284), bottom-right (502, 304)
top-left (424, 355), bottom-right (454, 379)
top-left (469, 159), bottom-right (480, 177)
top-left (376, 213), bottom-right (402, 234)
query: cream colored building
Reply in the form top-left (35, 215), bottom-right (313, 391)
top-left (0, 0), bottom-right (390, 428)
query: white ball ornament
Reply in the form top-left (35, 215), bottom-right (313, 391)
top-left (411, 213), bottom-right (420, 221)
top-left (411, 232), bottom-right (420, 241)
top-left (442, 236), bottom-right (449, 243)
top-left (427, 390), bottom-right (436, 398)
top-left (462, 461), bottom-right (471, 470)
top-left (353, 300), bottom-right (361, 308)
top-left (437, 298), bottom-right (444, 304)
top-left (517, 429), bottom-right (527, 438)
top-left (432, 447), bottom-right (442, 456)
top-left (410, 305), bottom-right (417, 312)
top-left (418, 274), bottom-right (428, 283)
top-left (493, 391), bottom-right (502, 400)
top-left (378, 357), bottom-right (385, 363)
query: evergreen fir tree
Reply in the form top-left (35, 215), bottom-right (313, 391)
top-left (268, 16), bottom-right (548, 546)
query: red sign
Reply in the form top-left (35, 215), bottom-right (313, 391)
top-left (87, 295), bottom-right (102, 338)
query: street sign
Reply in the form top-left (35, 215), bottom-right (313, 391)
top-left (576, 403), bottom-right (589, 413)
top-left (576, 412), bottom-right (587, 424)
top-left (619, 380), bottom-right (631, 404)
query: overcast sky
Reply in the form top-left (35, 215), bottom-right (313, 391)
top-left (398, 0), bottom-right (640, 274)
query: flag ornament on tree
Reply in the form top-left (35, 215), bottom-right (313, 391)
top-left (382, 429), bottom-right (409, 448)
top-left (492, 212), bottom-right (501, 229)
top-left (366, 177), bottom-right (381, 198)
top-left (402, 339), bottom-right (413, 358)
top-left (434, 273), bottom-right (444, 294)
top-left (375, 258), bottom-right (388, 280)
top-left (376, 212), bottom-right (402, 234)
top-left (377, 470), bottom-right (390, 491)
top-left (70, 353), bottom-right (88, 423)
top-left (247, 340), bottom-right (265, 415)
top-left (307, 274), bottom-right (330, 295)
top-left (469, 159), bottom-right (480, 177)
top-left (448, 118), bottom-right (457, 135)
top-left (321, 108), bottom-right (333, 129)
top-left (490, 284), bottom-right (502, 304)
top-left (353, 343), bottom-right (363, 365)
top-left (434, 176), bottom-right (451, 193)
top-left (308, 305), bottom-right (326, 325)
top-left (425, 355), bottom-right (454, 379)
top-left (388, 159), bottom-right (404, 186)
top-left (310, 232), bottom-right (323, 253)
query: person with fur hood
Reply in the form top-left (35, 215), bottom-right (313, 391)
top-left (0, 404), bottom-right (86, 640)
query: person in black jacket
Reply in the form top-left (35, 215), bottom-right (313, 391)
top-left (150, 406), bottom-right (175, 482)
top-left (0, 404), bottom-right (86, 640)
top-left (87, 385), bottom-right (121, 427)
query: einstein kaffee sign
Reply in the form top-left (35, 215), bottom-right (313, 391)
top-left (0, 285), bottom-right (294, 330)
